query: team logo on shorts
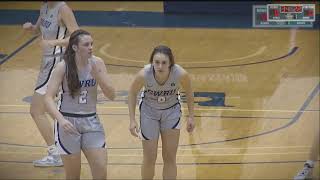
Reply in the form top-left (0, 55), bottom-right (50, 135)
top-left (171, 83), bottom-right (175, 86)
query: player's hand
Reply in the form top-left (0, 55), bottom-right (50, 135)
top-left (90, 59), bottom-right (100, 79)
top-left (60, 119), bottom-right (80, 135)
top-left (129, 120), bottom-right (139, 137)
top-left (186, 116), bottom-right (195, 133)
top-left (22, 22), bottom-right (33, 31)
top-left (40, 39), bottom-right (55, 49)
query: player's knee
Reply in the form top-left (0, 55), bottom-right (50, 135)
top-left (92, 166), bottom-right (106, 179)
top-left (162, 151), bottom-right (176, 164)
top-left (143, 153), bottom-right (157, 165)
top-left (29, 105), bottom-right (38, 118)
top-left (94, 160), bottom-right (106, 170)
top-left (30, 105), bottom-right (45, 118)
top-left (92, 167), bottom-right (107, 179)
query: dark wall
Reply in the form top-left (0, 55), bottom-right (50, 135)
top-left (164, 1), bottom-right (272, 15)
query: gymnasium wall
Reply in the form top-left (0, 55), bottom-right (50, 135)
top-left (163, 1), bottom-right (272, 14)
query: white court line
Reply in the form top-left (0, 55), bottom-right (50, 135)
top-left (0, 144), bottom-right (311, 150)
top-left (99, 43), bottom-right (267, 64)
top-left (0, 104), bottom-right (314, 113)
top-left (108, 146), bottom-right (312, 151)
top-left (109, 151), bottom-right (309, 157)
top-left (178, 145), bottom-right (312, 150)
top-left (225, 96), bottom-right (241, 99)
top-left (0, 151), bottom-right (309, 157)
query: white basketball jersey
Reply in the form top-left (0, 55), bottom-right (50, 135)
top-left (140, 64), bottom-right (182, 109)
top-left (39, 2), bottom-right (67, 56)
top-left (59, 57), bottom-right (99, 114)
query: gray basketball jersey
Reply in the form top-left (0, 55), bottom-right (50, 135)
top-left (40, 2), bottom-right (67, 56)
top-left (140, 64), bottom-right (182, 109)
top-left (59, 57), bottom-right (98, 114)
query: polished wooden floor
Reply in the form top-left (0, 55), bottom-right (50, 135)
top-left (0, 2), bottom-right (319, 179)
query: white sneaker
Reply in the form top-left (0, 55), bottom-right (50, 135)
top-left (294, 160), bottom-right (314, 180)
top-left (33, 145), bottom-right (63, 167)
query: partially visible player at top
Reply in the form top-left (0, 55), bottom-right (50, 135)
top-left (22, 1), bottom-right (79, 167)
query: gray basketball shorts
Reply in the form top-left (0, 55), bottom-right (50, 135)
top-left (54, 112), bottom-right (106, 155)
top-left (139, 102), bottom-right (181, 140)
top-left (35, 54), bottom-right (62, 95)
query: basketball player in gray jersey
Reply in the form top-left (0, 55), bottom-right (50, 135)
top-left (22, 1), bottom-right (79, 166)
top-left (128, 45), bottom-right (195, 180)
top-left (45, 29), bottom-right (115, 179)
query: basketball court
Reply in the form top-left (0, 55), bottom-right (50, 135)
top-left (0, 2), bottom-right (319, 179)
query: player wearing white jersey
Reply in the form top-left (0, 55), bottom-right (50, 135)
top-left (45, 29), bottom-right (115, 179)
top-left (128, 45), bottom-right (195, 180)
top-left (22, 1), bottom-right (79, 167)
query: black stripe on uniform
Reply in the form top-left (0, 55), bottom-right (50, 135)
top-left (172, 117), bottom-right (180, 129)
top-left (60, 111), bottom-right (96, 118)
top-left (139, 101), bottom-right (150, 140)
top-left (141, 132), bottom-right (149, 140)
top-left (58, 81), bottom-right (64, 110)
top-left (35, 26), bottom-right (61, 91)
top-left (59, 28), bottom-right (67, 61)
top-left (34, 57), bottom-right (56, 91)
top-left (160, 102), bottom-right (179, 110)
top-left (57, 122), bottom-right (72, 154)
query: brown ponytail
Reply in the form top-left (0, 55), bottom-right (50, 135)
top-left (63, 29), bottom-right (90, 98)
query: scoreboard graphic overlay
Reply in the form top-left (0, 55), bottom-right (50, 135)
top-left (253, 4), bottom-right (315, 28)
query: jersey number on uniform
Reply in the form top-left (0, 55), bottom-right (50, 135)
top-left (79, 90), bottom-right (88, 104)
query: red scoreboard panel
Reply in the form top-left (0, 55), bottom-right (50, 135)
top-left (267, 4), bottom-right (315, 22)
top-left (253, 5), bottom-right (314, 28)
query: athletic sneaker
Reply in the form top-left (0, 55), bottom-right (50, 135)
top-left (294, 160), bottom-right (314, 180)
top-left (33, 145), bottom-right (63, 167)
